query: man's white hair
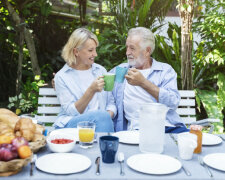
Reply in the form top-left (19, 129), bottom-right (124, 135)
top-left (128, 27), bottom-right (155, 55)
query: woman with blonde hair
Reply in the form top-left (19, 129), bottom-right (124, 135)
top-left (53, 28), bottom-right (116, 132)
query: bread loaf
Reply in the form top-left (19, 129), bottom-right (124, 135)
top-left (0, 122), bottom-right (15, 138)
top-left (14, 118), bottom-right (36, 141)
top-left (0, 113), bottom-right (19, 129)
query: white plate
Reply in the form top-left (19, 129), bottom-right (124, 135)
top-left (203, 153), bottom-right (225, 171)
top-left (202, 133), bottom-right (222, 145)
top-left (50, 128), bottom-right (78, 141)
top-left (113, 131), bottom-right (139, 144)
top-left (36, 153), bottom-right (91, 174)
top-left (127, 154), bottom-right (181, 175)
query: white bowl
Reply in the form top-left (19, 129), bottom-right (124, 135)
top-left (47, 134), bottom-right (76, 153)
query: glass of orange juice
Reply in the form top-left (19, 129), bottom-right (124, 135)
top-left (77, 121), bottom-right (95, 148)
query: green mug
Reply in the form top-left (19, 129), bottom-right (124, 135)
top-left (103, 73), bottom-right (115, 91)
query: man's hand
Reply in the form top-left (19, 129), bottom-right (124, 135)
top-left (89, 76), bottom-right (105, 93)
top-left (125, 68), bottom-right (146, 86)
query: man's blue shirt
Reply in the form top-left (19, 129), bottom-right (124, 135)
top-left (109, 59), bottom-right (183, 132)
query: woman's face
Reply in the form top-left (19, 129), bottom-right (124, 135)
top-left (75, 39), bottom-right (98, 69)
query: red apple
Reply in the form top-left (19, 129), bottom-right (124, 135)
top-left (0, 144), bottom-right (18, 161)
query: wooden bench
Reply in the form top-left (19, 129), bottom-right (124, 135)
top-left (36, 88), bottom-right (219, 132)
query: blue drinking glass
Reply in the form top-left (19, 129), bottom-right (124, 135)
top-left (99, 136), bottom-right (119, 163)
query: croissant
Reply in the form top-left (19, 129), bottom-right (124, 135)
top-left (14, 118), bottom-right (36, 141)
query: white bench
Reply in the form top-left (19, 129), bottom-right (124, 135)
top-left (36, 88), bottom-right (219, 132)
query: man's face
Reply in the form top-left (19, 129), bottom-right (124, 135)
top-left (126, 35), bottom-right (145, 68)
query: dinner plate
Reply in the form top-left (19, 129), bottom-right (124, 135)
top-left (36, 153), bottom-right (91, 174)
top-left (202, 133), bottom-right (222, 146)
top-left (203, 153), bottom-right (225, 171)
top-left (50, 128), bottom-right (78, 141)
top-left (127, 154), bottom-right (181, 175)
top-left (113, 131), bottom-right (139, 144)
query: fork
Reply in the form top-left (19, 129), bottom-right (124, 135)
top-left (30, 154), bottom-right (37, 176)
top-left (198, 156), bottom-right (213, 178)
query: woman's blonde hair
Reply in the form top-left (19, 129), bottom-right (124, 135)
top-left (62, 28), bottom-right (99, 66)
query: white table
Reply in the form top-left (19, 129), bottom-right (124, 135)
top-left (1, 133), bottom-right (225, 180)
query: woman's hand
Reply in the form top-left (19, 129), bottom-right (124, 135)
top-left (89, 76), bottom-right (105, 93)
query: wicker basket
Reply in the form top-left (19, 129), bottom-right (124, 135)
top-left (0, 155), bottom-right (32, 176)
top-left (29, 135), bottom-right (46, 153)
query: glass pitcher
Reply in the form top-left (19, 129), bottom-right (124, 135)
top-left (139, 103), bottom-right (169, 153)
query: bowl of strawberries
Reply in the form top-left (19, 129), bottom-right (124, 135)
top-left (47, 134), bottom-right (76, 153)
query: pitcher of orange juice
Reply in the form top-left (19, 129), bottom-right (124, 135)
top-left (77, 121), bottom-right (95, 148)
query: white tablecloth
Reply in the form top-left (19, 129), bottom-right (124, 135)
top-left (1, 133), bottom-right (225, 180)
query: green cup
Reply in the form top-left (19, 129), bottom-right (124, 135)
top-left (103, 73), bottom-right (115, 91)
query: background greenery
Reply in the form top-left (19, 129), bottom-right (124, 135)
top-left (0, 0), bottom-right (224, 132)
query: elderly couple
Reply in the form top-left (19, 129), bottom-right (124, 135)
top-left (53, 27), bottom-right (189, 133)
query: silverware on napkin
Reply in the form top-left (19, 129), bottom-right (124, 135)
top-left (170, 134), bottom-right (191, 176)
top-left (30, 154), bottom-right (37, 176)
top-left (198, 155), bottom-right (213, 178)
top-left (118, 152), bottom-right (125, 176)
top-left (95, 156), bottom-right (100, 175)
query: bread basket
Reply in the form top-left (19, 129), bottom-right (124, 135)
top-left (29, 135), bottom-right (46, 153)
top-left (0, 155), bottom-right (32, 176)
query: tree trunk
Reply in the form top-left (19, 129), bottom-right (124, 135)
top-left (16, 27), bottom-right (24, 96)
top-left (179, 0), bottom-right (194, 90)
top-left (4, 0), bottom-right (41, 76)
top-left (23, 28), bottom-right (41, 75)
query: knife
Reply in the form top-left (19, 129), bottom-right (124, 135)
top-left (95, 156), bottom-right (100, 175)
top-left (175, 157), bottom-right (191, 176)
top-left (118, 152), bottom-right (125, 176)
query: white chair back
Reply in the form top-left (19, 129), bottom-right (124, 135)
top-left (37, 88), bottom-right (197, 125)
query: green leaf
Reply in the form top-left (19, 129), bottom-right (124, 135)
top-left (217, 73), bottom-right (225, 110)
top-left (197, 89), bottom-right (223, 120)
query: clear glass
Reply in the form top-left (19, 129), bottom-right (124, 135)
top-left (77, 121), bottom-right (95, 148)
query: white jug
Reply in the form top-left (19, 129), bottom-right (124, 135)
top-left (139, 103), bottom-right (169, 153)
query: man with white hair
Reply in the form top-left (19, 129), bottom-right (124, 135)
top-left (110, 27), bottom-right (189, 133)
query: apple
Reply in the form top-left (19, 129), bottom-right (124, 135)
top-left (0, 144), bottom-right (18, 161)
top-left (12, 137), bottom-right (28, 149)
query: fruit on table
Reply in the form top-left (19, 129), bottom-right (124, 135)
top-left (0, 135), bottom-right (14, 144)
top-left (12, 137), bottom-right (28, 149)
top-left (51, 138), bottom-right (74, 144)
top-left (0, 144), bottom-right (18, 161)
top-left (18, 145), bottom-right (32, 159)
